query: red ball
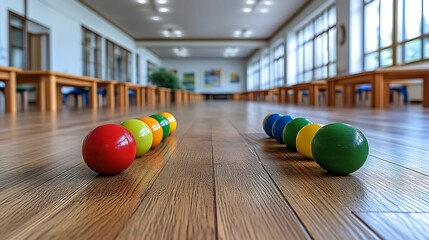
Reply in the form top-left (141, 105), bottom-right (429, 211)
top-left (82, 124), bottom-right (136, 175)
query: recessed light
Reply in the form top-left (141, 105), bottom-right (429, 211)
top-left (233, 30), bottom-right (241, 37)
top-left (174, 30), bottom-right (183, 37)
top-left (157, 0), bottom-right (168, 4)
top-left (152, 16), bottom-right (160, 21)
top-left (243, 7), bottom-right (252, 13)
top-left (224, 48), bottom-right (240, 57)
top-left (136, 0), bottom-right (148, 4)
top-left (162, 30), bottom-right (170, 37)
top-left (245, 0), bottom-right (256, 4)
top-left (264, 1), bottom-right (273, 5)
top-left (159, 7), bottom-right (169, 12)
top-left (243, 30), bottom-right (252, 37)
top-left (174, 48), bottom-right (188, 57)
top-left (260, 8), bottom-right (268, 13)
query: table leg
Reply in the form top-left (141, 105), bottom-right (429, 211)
top-left (90, 82), bottom-right (97, 109)
top-left (56, 85), bottom-right (63, 110)
top-left (423, 75), bottom-right (429, 108)
top-left (5, 72), bottom-right (17, 113)
top-left (44, 75), bottom-right (56, 111)
top-left (372, 73), bottom-right (384, 108)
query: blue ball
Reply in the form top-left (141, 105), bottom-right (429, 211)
top-left (263, 113), bottom-right (282, 138)
top-left (272, 115), bottom-right (294, 143)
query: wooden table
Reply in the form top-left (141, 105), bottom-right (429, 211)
top-left (174, 90), bottom-right (183, 103)
top-left (157, 87), bottom-right (171, 106)
top-left (16, 71), bottom-right (98, 111)
top-left (97, 80), bottom-right (116, 108)
top-left (278, 86), bottom-right (293, 104)
top-left (327, 68), bottom-right (429, 108)
top-left (144, 86), bottom-right (157, 106)
top-left (293, 80), bottom-right (327, 106)
top-left (116, 82), bottom-right (143, 108)
top-left (0, 66), bottom-right (21, 113)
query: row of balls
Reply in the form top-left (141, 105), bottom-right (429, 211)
top-left (263, 113), bottom-right (369, 175)
top-left (82, 112), bottom-right (177, 175)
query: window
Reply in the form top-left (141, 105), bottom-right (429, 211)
top-left (147, 60), bottom-right (158, 84)
top-left (106, 39), bottom-right (131, 82)
top-left (260, 54), bottom-right (270, 90)
top-left (363, 0), bottom-right (393, 70)
top-left (9, 12), bottom-right (26, 69)
top-left (397, 0), bottom-right (429, 64)
top-left (296, 6), bottom-right (336, 83)
top-left (247, 61), bottom-right (260, 91)
top-left (272, 43), bottom-right (284, 87)
top-left (82, 27), bottom-right (102, 78)
top-left (136, 54), bottom-right (141, 84)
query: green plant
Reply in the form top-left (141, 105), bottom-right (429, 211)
top-left (148, 68), bottom-right (180, 89)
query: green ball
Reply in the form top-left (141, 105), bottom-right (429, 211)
top-left (282, 118), bottom-right (312, 151)
top-left (120, 119), bottom-right (153, 157)
top-left (311, 123), bottom-right (369, 175)
top-left (150, 114), bottom-right (170, 141)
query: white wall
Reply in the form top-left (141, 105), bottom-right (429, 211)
top-left (0, 0), bottom-right (161, 83)
top-left (163, 58), bottom-right (246, 93)
top-left (136, 47), bottom-right (162, 85)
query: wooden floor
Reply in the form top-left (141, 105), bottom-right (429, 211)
top-left (1, 101), bottom-right (429, 239)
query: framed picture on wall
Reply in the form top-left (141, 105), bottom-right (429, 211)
top-left (204, 69), bottom-right (221, 88)
top-left (230, 73), bottom-right (240, 83)
top-left (182, 72), bottom-right (195, 91)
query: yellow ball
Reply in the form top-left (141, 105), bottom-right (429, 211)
top-left (160, 112), bottom-right (177, 134)
top-left (296, 123), bottom-right (323, 159)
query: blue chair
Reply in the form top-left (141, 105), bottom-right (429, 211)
top-left (355, 84), bottom-right (408, 104)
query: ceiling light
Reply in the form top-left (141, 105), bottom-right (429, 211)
top-left (233, 30), bottom-right (241, 37)
top-left (243, 7), bottom-right (252, 13)
top-left (264, 1), bottom-right (273, 5)
top-left (136, 0), bottom-right (148, 3)
top-left (157, 0), bottom-right (168, 4)
top-left (224, 48), bottom-right (240, 57)
top-left (173, 48), bottom-right (188, 57)
top-left (260, 8), bottom-right (268, 13)
top-left (159, 7), bottom-right (169, 12)
top-left (162, 30), bottom-right (170, 37)
top-left (245, 0), bottom-right (256, 4)
top-left (243, 30), bottom-right (252, 37)
top-left (152, 16), bottom-right (160, 21)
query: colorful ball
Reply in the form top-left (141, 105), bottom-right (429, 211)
top-left (121, 119), bottom-right (153, 157)
top-left (272, 115), bottom-right (294, 144)
top-left (150, 114), bottom-right (170, 140)
top-left (282, 118), bottom-right (312, 151)
top-left (263, 113), bottom-right (282, 138)
top-left (160, 112), bottom-right (177, 134)
top-left (82, 124), bottom-right (136, 175)
top-left (312, 123), bottom-right (369, 175)
top-left (139, 117), bottom-right (163, 149)
top-left (296, 123), bottom-right (323, 159)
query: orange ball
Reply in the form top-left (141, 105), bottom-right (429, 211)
top-left (160, 112), bottom-right (177, 135)
top-left (139, 117), bottom-right (163, 149)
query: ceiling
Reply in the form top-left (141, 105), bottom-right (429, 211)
top-left (81, 0), bottom-right (308, 59)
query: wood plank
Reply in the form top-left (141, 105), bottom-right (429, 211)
top-left (116, 121), bottom-right (215, 239)
top-left (353, 212), bottom-right (429, 240)
top-left (212, 118), bottom-right (310, 239)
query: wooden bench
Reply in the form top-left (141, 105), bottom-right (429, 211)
top-left (174, 90), bottom-right (183, 103)
top-left (116, 82), bottom-right (145, 108)
top-left (144, 86), bottom-right (157, 106)
top-left (292, 80), bottom-right (327, 106)
top-left (277, 85), bottom-right (293, 104)
top-left (157, 87), bottom-right (171, 106)
top-left (97, 80), bottom-right (117, 108)
top-left (0, 66), bottom-right (21, 113)
top-left (327, 68), bottom-right (429, 108)
top-left (16, 71), bottom-right (98, 111)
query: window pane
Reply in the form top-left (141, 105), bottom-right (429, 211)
top-left (424, 38), bottom-right (429, 58)
top-left (329, 28), bottom-right (336, 62)
top-left (365, 52), bottom-right (379, 70)
top-left (11, 28), bottom-right (24, 47)
top-left (364, 0), bottom-right (380, 53)
top-left (329, 63), bottom-right (336, 77)
top-left (329, 7), bottom-right (336, 27)
top-left (11, 48), bottom-right (24, 68)
top-left (380, 0), bottom-right (393, 48)
top-left (404, 0), bottom-right (422, 40)
top-left (304, 42), bottom-right (313, 71)
top-left (404, 39), bottom-right (422, 62)
top-left (380, 48), bottom-right (393, 67)
top-left (10, 16), bottom-right (23, 28)
top-left (322, 32), bottom-right (328, 64)
top-left (425, 0), bottom-right (429, 34)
